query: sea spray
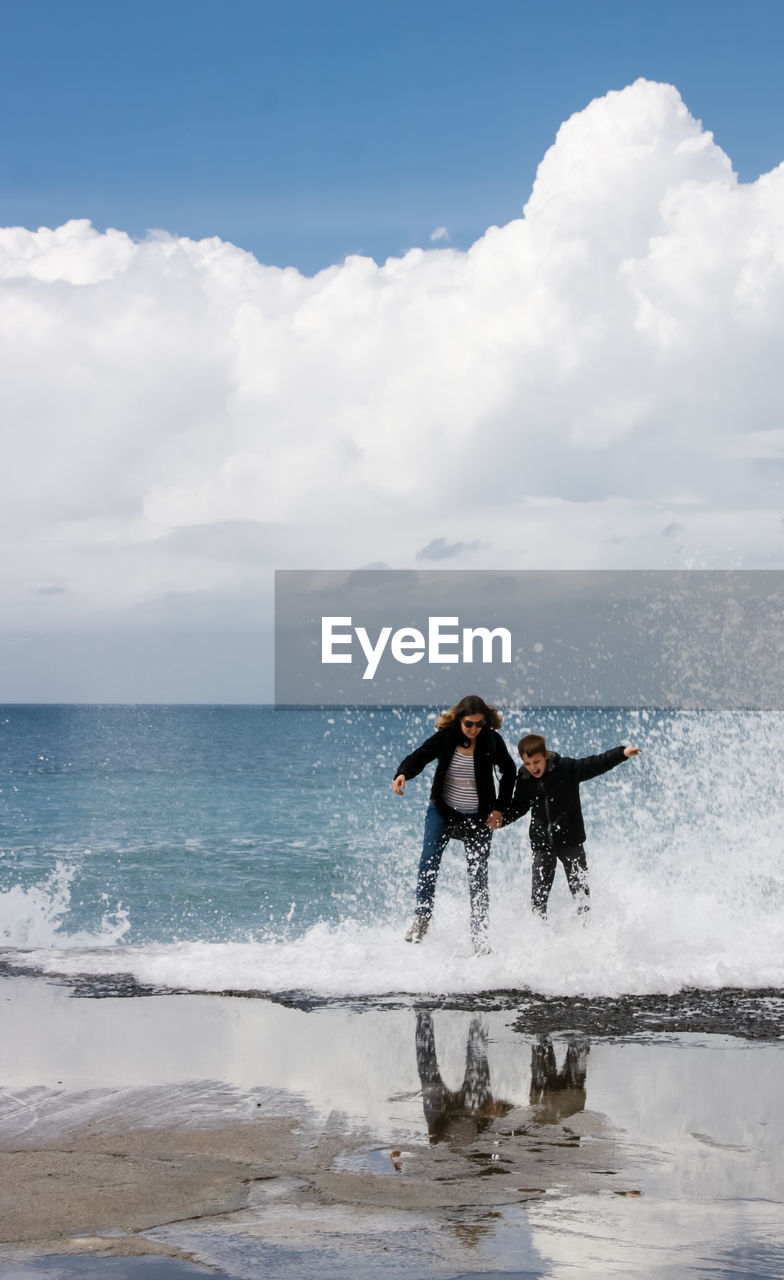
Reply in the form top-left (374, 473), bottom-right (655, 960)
top-left (1, 704), bottom-right (783, 998)
top-left (0, 859), bottom-right (129, 948)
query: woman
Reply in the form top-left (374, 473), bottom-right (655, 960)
top-left (392, 694), bottom-right (515, 954)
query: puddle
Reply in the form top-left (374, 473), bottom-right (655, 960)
top-left (332, 1147), bottom-right (418, 1175)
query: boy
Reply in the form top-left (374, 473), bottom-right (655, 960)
top-left (504, 733), bottom-right (640, 917)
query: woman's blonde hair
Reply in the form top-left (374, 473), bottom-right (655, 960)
top-left (435, 694), bottom-right (502, 732)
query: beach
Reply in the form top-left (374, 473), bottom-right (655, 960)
top-left (2, 974), bottom-right (784, 1279)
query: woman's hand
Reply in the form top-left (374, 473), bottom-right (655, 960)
top-left (486, 809), bottom-right (503, 830)
top-left (624, 745), bottom-right (640, 758)
top-left (392, 774), bottom-right (406, 795)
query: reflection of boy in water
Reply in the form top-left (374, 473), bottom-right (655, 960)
top-left (415, 1011), bottom-right (512, 1145)
top-left (529, 1034), bottom-right (588, 1124)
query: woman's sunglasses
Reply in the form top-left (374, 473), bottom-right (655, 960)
top-left (462, 718), bottom-right (484, 728)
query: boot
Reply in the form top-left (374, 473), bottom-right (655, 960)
top-left (404, 915), bottom-right (430, 943)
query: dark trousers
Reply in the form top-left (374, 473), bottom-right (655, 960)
top-left (531, 843), bottom-right (589, 917)
top-left (529, 1034), bottom-right (588, 1122)
top-left (415, 802), bottom-right (491, 944)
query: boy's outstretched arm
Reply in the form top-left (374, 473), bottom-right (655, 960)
top-left (573, 744), bottom-right (640, 782)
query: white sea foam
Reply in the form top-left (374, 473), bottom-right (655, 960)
top-left (0, 860), bottom-right (130, 949)
top-left (4, 849), bottom-right (783, 998)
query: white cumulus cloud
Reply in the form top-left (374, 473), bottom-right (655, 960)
top-left (2, 78), bottom-right (784, 658)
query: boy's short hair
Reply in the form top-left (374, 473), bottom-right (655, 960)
top-left (518, 733), bottom-right (547, 759)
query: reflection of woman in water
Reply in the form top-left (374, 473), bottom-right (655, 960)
top-left (415, 1011), bottom-right (513, 1145)
top-left (392, 695), bottom-right (515, 954)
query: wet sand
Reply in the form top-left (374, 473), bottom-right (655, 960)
top-left (1, 975), bottom-right (783, 1278)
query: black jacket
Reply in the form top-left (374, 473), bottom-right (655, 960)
top-left (395, 724), bottom-right (516, 820)
top-left (503, 747), bottom-right (628, 850)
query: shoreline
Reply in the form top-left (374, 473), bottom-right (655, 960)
top-left (2, 976), bottom-right (783, 1277)
top-left (4, 954), bottom-right (784, 1039)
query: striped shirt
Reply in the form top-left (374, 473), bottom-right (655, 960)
top-left (442, 749), bottom-right (479, 813)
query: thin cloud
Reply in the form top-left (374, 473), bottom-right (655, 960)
top-left (416, 538), bottom-right (481, 561)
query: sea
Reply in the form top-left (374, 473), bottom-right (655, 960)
top-left (2, 703), bottom-right (783, 1026)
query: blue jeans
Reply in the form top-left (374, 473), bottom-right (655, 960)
top-left (415, 803), bottom-right (492, 945)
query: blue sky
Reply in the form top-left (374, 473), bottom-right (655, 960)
top-left (3, 0), bottom-right (784, 274)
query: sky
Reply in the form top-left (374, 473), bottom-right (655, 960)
top-left (2, 0), bottom-right (784, 701)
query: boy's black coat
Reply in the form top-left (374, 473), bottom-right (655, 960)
top-left (395, 724), bottom-right (516, 819)
top-left (504, 747), bottom-right (627, 849)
